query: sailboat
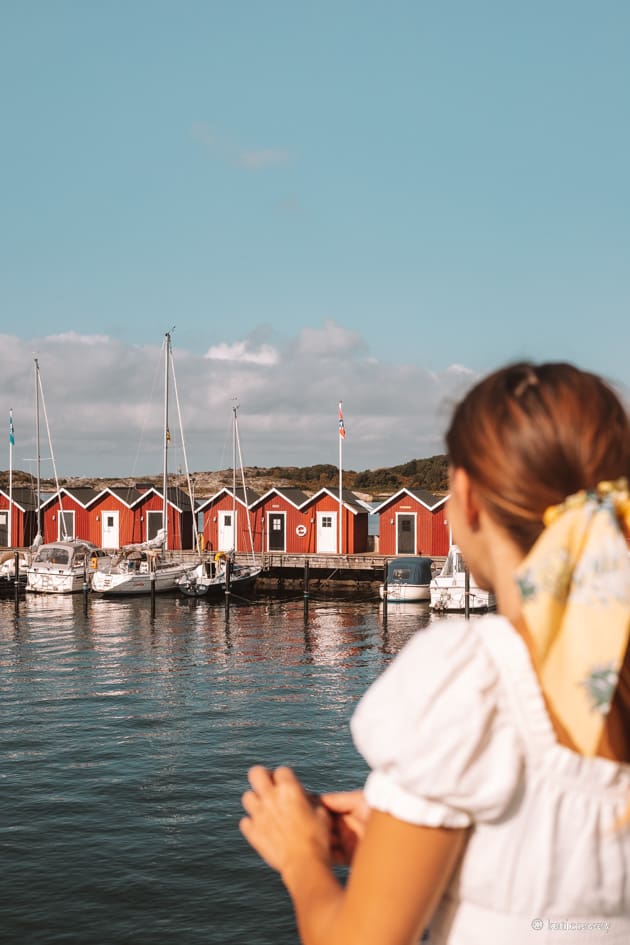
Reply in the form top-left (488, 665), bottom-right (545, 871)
top-left (178, 402), bottom-right (261, 598)
top-left (25, 359), bottom-right (111, 594)
top-left (92, 331), bottom-right (195, 596)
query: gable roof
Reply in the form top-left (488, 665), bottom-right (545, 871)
top-left (301, 487), bottom-right (367, 515)
top-left (89, 485), bottom-right (146, 508)
top-left (127, 485), bottom-right (195, 512)
top-left (249, 486), bottom-right (310, 511)
top-left (0, 486), bottom-right (40, 512)
top-left (40, 486), bottom-right (101, 510)
top-left (373, 488), bottom-right (448, 514)
top-left (196, 485), bottom-right (260, 513)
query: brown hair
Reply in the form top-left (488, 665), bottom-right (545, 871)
top-left (445, 361), bottom-right (630, 554)
top-left (447, 361), bottom-right (630, 765)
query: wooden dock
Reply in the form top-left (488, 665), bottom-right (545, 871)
top-left (236, 552), bottom-right (447, 592)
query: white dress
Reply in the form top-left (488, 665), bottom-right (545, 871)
top-left (350, 615), bottom-right (630, 944)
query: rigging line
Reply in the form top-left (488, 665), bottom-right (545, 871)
top-left (36, 361), bottom-right (67, 540)
top-left (216, 407), bottom-right (233, 473)
top-left (169, 344), bottom-right (199, 553)
top-left (233, 404), bottom-right (257, 566)
top-left (125, 337), bottom-right (166, 488)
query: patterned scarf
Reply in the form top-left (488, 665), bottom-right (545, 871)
top-left (515, 478), bottom-right (630, 756)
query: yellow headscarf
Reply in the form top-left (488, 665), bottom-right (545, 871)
top-left (515, 478), bottom-right (630, 756)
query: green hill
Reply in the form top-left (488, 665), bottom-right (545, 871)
top-left (0, 454), bottom-right (449, 500)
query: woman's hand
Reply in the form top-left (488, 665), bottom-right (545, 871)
top-left (319, 790), bottom-right (369, 865)
top-left (240, 765), bottom-right (333, 876)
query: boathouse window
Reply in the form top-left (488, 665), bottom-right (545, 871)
top-left (225, 515), bottom-right (232, 526)
top-left (321, 516), bottom-right (333, 529)
top-left (272, 519), bottom-right (282, 531)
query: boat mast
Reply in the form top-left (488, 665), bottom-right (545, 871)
top-left (234, 403), bottom-right (258, 565)
top-left (162, 330), bottom-right (173, 551)
top-left (232, 399), bottom-right (237, 553)
top-left (34, 358), bottom-right (41, 539)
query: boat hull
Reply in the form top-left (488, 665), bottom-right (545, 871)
top-left (430, 579), bottom-right (496, 612)
top-left (26, 570), bottom-right (89, 594)
top-left (92, 563), bottom-right (190, 596)
top-left (178, 564), bottom-right (261, 598)
top-left (379, 583), bottom-right (430, 603)
top-left (429, 544), bottom-right (496, 612)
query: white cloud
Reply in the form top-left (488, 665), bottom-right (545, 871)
top-left (45, 331), bottom-right (111, 346)
top-left (238, 149), bottom-right (291, 169)
top-left (293, 319), bottom-right (365, 358)
top-left (205, 341), bottom-right (279, 365)
top-left (192, 123), bottom-right (291, 171)
top-left (1, 326), bottom-right (471, 479)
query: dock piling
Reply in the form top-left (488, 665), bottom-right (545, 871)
top-left (14, 551), bottom-right (20, 609)
top-left (224, 556), bottom-right (232, 617)
top-left (150, 562), bottom-right (156, 618)
top-left (464, 567), bottom-right (470, 620)
top-left (303, 559), bottom-right (310, 621)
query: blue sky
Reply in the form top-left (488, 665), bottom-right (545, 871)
top-left (1, 2), bottom-right (629, 478)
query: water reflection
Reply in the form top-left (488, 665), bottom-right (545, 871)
top-left (0, 591), bottom-right (435, 945)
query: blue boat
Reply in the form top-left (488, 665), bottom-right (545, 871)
top-left (379, 555), bottom-right (433, 602)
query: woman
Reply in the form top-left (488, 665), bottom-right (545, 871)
top-left (240, 362), bottom-right (630, 944)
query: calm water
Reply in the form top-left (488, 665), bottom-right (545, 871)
top-left (0, 591), bottom-right (435, 945)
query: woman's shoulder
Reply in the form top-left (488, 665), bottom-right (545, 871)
top-left (351, 615), bottom-right (525, 827)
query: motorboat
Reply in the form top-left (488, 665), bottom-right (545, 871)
top-left (379, 556), bottom-right (433, 602)
top-left (26, 540), bottom-right (111, 594)
top-left (178, 552), bottom-right (261, 598)
top-left (0, 550), bottom-right (29, 594)
top-left (430, 544), bottom-right (496, 612)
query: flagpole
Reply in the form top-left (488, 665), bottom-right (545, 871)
top-left (338, 401), bottom-right (344, 555)
top-left (8, 409), bottom-right (14, 548)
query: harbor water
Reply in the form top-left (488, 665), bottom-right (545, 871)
top-left (1, 592), bottom-right (437, 944)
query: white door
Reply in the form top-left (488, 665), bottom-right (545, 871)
top-left (218, 509), bottom-right (236, 551)
top-left (101, 510), bottom-right (120, 548)
top-left (316, 511), bottom-right (337, 553)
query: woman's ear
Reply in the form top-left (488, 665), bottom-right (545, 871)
top-left (451, 467), bottom-right (481, 532)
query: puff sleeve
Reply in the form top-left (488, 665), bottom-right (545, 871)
top-left (350, 619), bottom-right (523, 828)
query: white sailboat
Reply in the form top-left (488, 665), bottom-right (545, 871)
top-left (92, 331), bottom-right (195, 597)
top-left (430, 544), bottom-right (496, 612)
top-left (178, 401), bottom-right (261, 598)
top-left (25, 358), bottom-right (112, 594)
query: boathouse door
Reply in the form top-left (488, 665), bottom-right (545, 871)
top-left (147, 510), bottom-right (163, 542)
top-left (218, 510), bottom-right (236, 551)
top-left (267, 512), bottom-right (285, 552)
top-left (58, 510), bottom-right (75, 541)
top-left (316, 512), bottom-right (337, 553)
top-left (396, 514), bottom-right (415, 554)
top-left (0, 510), bottom-right (8, 546)
top-left (101, 511), bottom-right (120, 549)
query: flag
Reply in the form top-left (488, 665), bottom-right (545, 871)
top-left (338, 402), bottom-right (346, 439)
top-left (9, 410), bottom-right (14, 446)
